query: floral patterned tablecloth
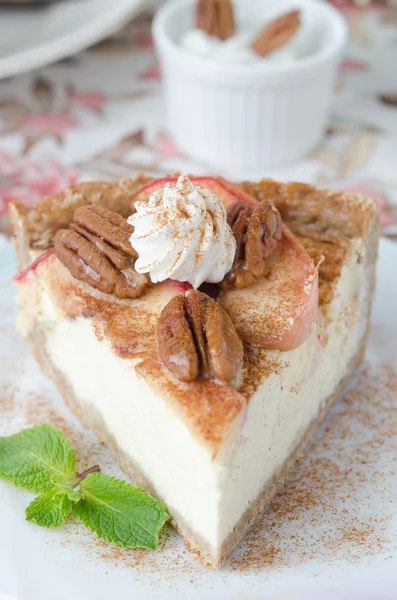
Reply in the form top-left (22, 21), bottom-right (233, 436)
top-left (0, 3), bottom-right (397, 239)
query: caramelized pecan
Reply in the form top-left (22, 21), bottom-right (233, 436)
top-left (222, 200), bottom-right (282, 289)
top-left (196, 0), bottom-right (235, 41)
top-left (252, 10), bottom-right (301, 57)
top-left (54, 205), bottom-right (148, 299)
top-left (158, 290), bottom-right (243, 383)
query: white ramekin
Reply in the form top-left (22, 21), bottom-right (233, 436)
top-left (153, 0), bottom-right (347, 176)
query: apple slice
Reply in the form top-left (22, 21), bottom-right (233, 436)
top-left (219, 225), bottom-right (319, 351)
top-left (131, 176), bottom-right (256, 210)
top-left (167, 279), bottom-right (193, 294)
top-left (14, 248), bottom-right (56, 283)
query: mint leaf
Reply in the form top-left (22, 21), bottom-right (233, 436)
top-left (75, 473), bottom-right (169, 549)
top-left (26, 487), bottom-right (81, 528)
top-left (0, 425), bottom-right (76, 492)
top-left (0, 426), bottom-right (169, 550)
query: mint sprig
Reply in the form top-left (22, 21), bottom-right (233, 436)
top-left (0, 424), bottom-right (75, 492)
top-left (0, 425), bottom-right (169, 549)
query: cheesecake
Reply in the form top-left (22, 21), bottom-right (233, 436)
top-left (10, 174), bottom-right (379, 568)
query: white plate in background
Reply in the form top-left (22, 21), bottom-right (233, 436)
top-left (0, 0), bottom-right (148, 80)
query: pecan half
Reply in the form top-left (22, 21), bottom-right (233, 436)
top-left (158, 290), bottom-right (243, 383)
top-left (196, 0), bottom-right (235, 41)
top-left (54, 205), bottom-right (148, 299)
top-left (252, 10), bottom-right (300, 57)
top-left (222, 200), bottom-right (282, 289)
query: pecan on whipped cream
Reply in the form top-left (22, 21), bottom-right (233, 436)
top-left (128, 175), bottom-right (236, 289)
top-left (252, 10), bottom-right (301, 57)
top-left (196, 0), bottom-right (235, 41)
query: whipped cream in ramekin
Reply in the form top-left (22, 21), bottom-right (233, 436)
top-left (180, 23), bottom-right (315, 66)
top-left (128, 175), bottom-right (236, 289)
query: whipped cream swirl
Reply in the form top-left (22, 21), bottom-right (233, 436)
top-left (128, 175), bottom-right (236, 289)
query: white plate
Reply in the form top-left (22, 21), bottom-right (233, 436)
top-left (0, 237), bottom-right (397, 600)
top-left (0, 0), bottom-right (148, 80)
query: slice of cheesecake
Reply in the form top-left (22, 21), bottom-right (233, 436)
top-left (10, 175), bottom-right (379, 568)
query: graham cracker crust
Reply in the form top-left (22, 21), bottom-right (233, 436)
top-left (25, 319), bottom-right (367, 569)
